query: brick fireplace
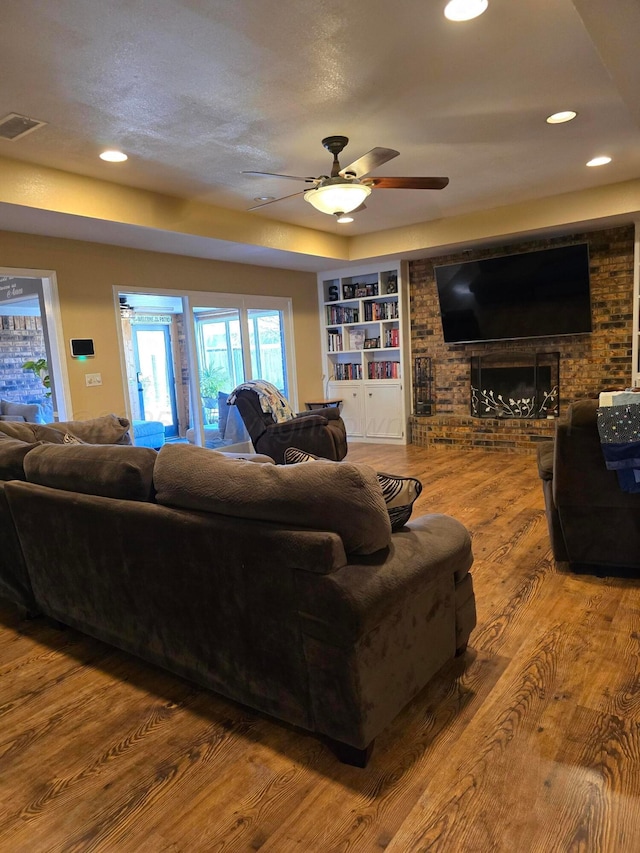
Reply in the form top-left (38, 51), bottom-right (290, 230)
top-left (408, 225), bottom-right (635, 453)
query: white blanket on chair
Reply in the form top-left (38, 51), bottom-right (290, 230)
top-left (228, 380), bottom-right (295, 424)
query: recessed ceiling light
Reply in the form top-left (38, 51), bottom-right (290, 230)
top-left (99, 149), bottom-right (128, 162)
top-left (254, 195), bottom-right (275, 202)
top-left (586, 156), bottom-right (612, 167)
top-left (444, 0), bottom-right (488, 22)
top-left (336, 215), bottom-right (354, 224)
top-left (546, 110), bottom-right (577, 124)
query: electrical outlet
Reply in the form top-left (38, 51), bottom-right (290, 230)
top-left (85, 373), bottom-right (102, 387)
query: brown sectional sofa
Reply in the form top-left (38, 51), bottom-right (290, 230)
top-left (0, 418), bottom-right (476, 765)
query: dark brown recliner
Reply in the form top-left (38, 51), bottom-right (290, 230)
top-left (537, 399), bottom-right (640, 572)
top-left (232, 389), bottom-right (347, 464)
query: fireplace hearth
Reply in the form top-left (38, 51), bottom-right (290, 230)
top-left (470, 351), bottom-right (559, 419)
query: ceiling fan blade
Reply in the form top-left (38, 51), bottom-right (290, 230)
top-left (248, 190), bottom-right (306, 211)
top-left (242, 170), bottom-right (317, 183)
top-left (367, 176), bottom-right (449, 189)
top-left (339, 147), bottom-right (400, 178)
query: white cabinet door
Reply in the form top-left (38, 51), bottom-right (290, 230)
top-left (364, 383), bottom-right (404, 439)
top-left (328, 381), bottom-right (363, 437)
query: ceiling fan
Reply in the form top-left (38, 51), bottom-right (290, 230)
top-left (243, 135), bottom-right (449, 219)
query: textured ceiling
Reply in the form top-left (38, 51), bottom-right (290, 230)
top-left (0, 0), bottom-right (639, 262)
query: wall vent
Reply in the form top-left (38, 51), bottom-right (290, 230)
top-left (0, 113), bottom-right (48, 141)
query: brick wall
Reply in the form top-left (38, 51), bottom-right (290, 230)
top-left (0, 316), bottom-right (48, 403)
top-left (408, 225), bottom-right (635, 452)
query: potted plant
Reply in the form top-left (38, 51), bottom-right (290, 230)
top-left (22, 358), bottom-right (52, 398)
top-left (199, 362), bottom-right (227, 406)
top-left (199, 363), bottom-right (228, 424)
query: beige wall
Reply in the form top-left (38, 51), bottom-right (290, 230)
top-left (0, 230), bottom-right (322, 420)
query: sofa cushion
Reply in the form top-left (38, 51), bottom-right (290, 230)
top-left (1, 399), bottom-right (45, 423)
top-left (154, 443), bottom-right (391, 555)
top-left (218, 391), bottom-right (230, 435)
top-left (0, 436), bottom-right (38, 481)
top-left (42, 414), bottom-right (132, 445)
top-left (23, 443), bottom-right (157, 501)
top-left (0, 421), bottom-right (72, 444)
top-left (283, 447), bottom-right (423, 531)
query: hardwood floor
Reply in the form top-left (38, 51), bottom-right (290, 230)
top-left (2, 444), bottom-right (640, 852)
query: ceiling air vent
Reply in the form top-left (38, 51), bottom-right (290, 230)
top-left (0, 113), bottom-right (48, 141)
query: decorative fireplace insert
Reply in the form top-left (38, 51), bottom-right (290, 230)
top-left (470, 351), bottom-right (559, 419)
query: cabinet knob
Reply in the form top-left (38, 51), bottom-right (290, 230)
top-left (369, 392), bottom-right (373, 397)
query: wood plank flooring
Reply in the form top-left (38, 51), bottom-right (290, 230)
top-left (2, 444), bottom-right (640, 852)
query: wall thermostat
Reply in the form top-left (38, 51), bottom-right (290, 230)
top-left (70, 338), bottom-right (95, 358)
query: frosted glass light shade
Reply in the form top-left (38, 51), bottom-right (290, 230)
top-left (304, 182), bottom-right (371, 215)
top-left (444, 0), bottom-right (488, 21)
top-left (99, 149), bottom-right (128, 162)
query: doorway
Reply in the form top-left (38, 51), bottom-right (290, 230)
top-left (117, 288), bottom-right (295, 452)
top-left (0, 270), bottom-right (69, 421)
top-left (131, 324), bottom-right (179, 437)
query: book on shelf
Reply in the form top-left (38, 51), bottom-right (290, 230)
top-left (333, 363), bottom-right (363, 381)
top-left (326, 305), bottom-right (359, 324)
top-left (367, 361), bottom-right (401, 380)
top-left (363, 300), bottom-right (399, 322)
top-left (384, 328), bottom-right (399, 347)
top-left (327, 329), bottom-right (343, 352)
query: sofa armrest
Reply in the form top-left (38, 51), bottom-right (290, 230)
top-left (552, 419), bottom-right (630, 508)
top-left (267, 415), bottom-right (329, 434)
top-left (295, 407), bottom-right (342, 422)
top-left (295, 513), bottom-right (473, 644)
top-left (536, 440), bottom-right (554, 481)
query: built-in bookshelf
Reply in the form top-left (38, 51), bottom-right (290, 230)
top-left (317, 262), bottom-right (410, 443)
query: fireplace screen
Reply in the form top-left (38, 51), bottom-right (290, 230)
top-left (470, 351), bottom-right (559, 419)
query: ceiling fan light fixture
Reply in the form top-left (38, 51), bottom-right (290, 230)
top-left (336, 214), bottom-right (354, 223)
top-left (586, 155), bottom-right (612, 167)
top-left (444, 0), bottom-right (488, 22)
top-left (304, 181), bottom-right (371, 215)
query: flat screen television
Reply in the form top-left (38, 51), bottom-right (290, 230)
top-left (434, 243), bottom-right (592, 344)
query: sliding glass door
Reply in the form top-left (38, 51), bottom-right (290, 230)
top-left (247, 308), bottom-right (288, 398)
top-left (188, 296), bottom-right (292, 450)
top-left (191, 305), bottom-right (248, 447)
top-left (117, 287), bottom-right (294, 452)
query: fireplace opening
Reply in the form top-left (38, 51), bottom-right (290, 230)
top-left (470, 351), bottom-right (559, 419)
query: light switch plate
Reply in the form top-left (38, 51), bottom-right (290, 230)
top-left (85, 373), bottom-right (102, 387)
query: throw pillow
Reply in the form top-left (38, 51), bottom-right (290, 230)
top-left (62, 432), bottom-right (85, 444)
top-left (283, 447), bottom-right (423, 531)
top-left (376, 471), bottom-right (423, 531)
